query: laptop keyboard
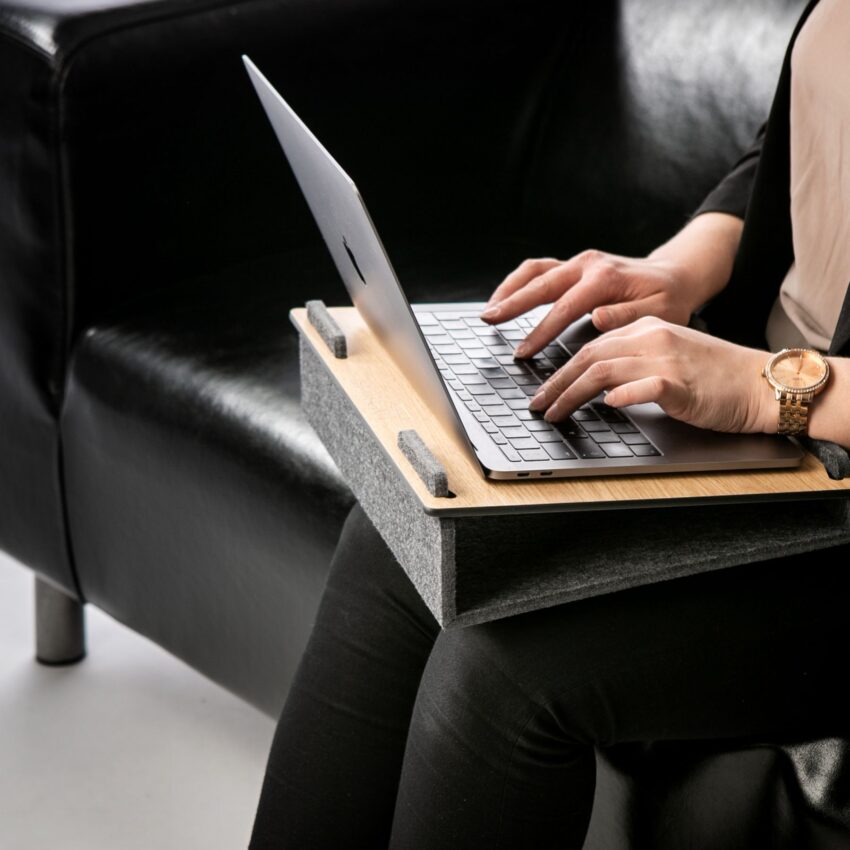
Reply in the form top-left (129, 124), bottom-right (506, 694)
top-left (416, 311), bottom-right (661, 465)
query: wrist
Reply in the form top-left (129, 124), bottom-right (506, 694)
top-left (649, 212), bottom-right (744, 310)
top-left (752, 350), bottom-right (778, 434)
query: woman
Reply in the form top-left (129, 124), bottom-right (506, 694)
top-left (250, 0), bottom-right (850, 846)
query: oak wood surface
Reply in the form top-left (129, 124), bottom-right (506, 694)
top-left (292, 307), bottom-right (850, 516)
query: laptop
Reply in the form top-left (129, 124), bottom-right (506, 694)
top-left (244, 57), bottom-right (803, 480)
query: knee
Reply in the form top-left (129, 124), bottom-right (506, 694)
top-left (415, 618), bottom-right (608, 748)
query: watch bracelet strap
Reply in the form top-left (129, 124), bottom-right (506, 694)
top-left (778, 391), bottom-right (810, 435)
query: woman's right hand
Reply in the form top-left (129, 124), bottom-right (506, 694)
top-left (480, 211), bottom-right (744, 359)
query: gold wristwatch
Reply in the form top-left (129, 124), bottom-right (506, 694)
top-left (762, 348), bottom-right (830, 436)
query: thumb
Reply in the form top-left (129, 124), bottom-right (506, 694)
top-left (591, 300), bottom-right (646, 331)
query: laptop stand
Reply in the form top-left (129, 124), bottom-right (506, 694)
top-left (294, 301), bottom-right (850, 627)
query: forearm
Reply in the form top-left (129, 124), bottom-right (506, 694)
top-left (649, 212), bottom-right (744, 311)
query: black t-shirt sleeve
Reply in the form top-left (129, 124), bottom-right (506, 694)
top-left (691, 122), bottom-right (767, 220)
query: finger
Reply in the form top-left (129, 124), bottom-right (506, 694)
top-left (483, 258), bottom-right (561, 311)
top-left (483, 263), bottom-right (582, 324)
top-left (604, 375), bottom-right (688, 415)
top-left (538, 356), bottom-right (648, 423)
top-left (529, 336), bottom-right (642, 411)
top-left (515, 267), bottom-right (626, 357)
top-left (591, 296), bottom-right (661, 332)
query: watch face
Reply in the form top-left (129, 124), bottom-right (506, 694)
top-left (768, 348), bottom-right (829, 392)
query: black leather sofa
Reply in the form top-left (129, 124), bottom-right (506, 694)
top-left (3, 0), bottom-right (849, 846)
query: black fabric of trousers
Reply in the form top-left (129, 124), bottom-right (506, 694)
top-left (250, 503), bottom-right (849, 849)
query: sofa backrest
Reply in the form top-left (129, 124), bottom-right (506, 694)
top-left (0, 0), bottom-right (806, 585)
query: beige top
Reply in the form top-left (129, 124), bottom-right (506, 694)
top-left (766, 0), bottom-right (850, 354)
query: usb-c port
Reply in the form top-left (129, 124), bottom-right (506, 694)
top-left (540, 471), bottom-right (553, 477)
top-left (517, 472), bottom-right (530, 478)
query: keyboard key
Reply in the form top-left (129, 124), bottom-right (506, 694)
top-left (631, 444), bottom-right (661, 456)
top-left (492, 414), bottom-right (520, 427)
top-left (441, 320), bottom-right (465, 330)
top-left (496, 355), bottom-right (518, 365)
top-left (465, 348), bottom-right (490, 359)
top-left (591, 402), bottom-right (626, 422)
top-left (611, 422), bottom-right (639, 434)
top-left (457, 337), bottom-right (484, 349)
top-left (452, 330), bottom-right (475, 339)
top-left (469, 383), bottom-right (497, 394)
top-left (488, 377), bottom-right (515, 389)
top-left (505, 397), bottom-right (531, 410)
top-left (471, 357), bottom-right (500, 369)
top-left (582, 421), bottom-right (612, 432)
top-left (621, 432), bottom-right (650, 445)
top-left (485, 404), bottom-right (512, 417)
top-left (495, 388), bottom-right (524, 401)
top-left (473, 327), bottom-right (502, 339)
top-left (519, 448), bottom-right (550, 461)
top-left (422, 329), bottom-right (450, 340)
top-left (504, 365), bottom-right (530, 376)
top-left (416, 312), bottom-right (438, 325)
top-left (542, 442), bottom-right (575, 460)
top-left (554, 420), bottom-right (584, 437)
top-left (473, 412), bottom-right (490, 423)
top-left (457, 390), bottom-right (472, 401)
top-left (525, 419), bottom-right (553, 432)
top-left (480, 367), bottom-right (506, 378)
top-left (565, 436), bottom-right (605, 458)
top-left (464, 401), bottom-right (481, 413)
top-left (502, 426), bottom-right (529, 439)
top-left (443, 354), bottom-right (469, 365)
top-left (543, 345), bottom-right (565, 358)
top-left (519, 385), bottom-right (539, 396)
top-left (513, 374), bottom-right (539, 386)
top-left (591, 432), bottom-right (623, 444)
top-left (435, 344), bottom-right (461, 354)
top-left (509, 437), bottom-right (540, 450)
top-left (500, 329), bottom-right (525, 340)
top-left (534, 430), bottom-right (565, 443)
top-left (459, 374), bottom-right (487, 386)
top-left (499, 445), bottom-right (522, 462)
top-left (476, 394), bottom-right (502, 406)
top-left (601, 443), bottom-right (634, 458)
top-left (450, 364), bottom-right (477, 375)
top-left (572, 408), bottom-right (599, 421)
top-left (495, 321), bottom-right (520, 331)
top-left (487, 344), bottom-right (513, 356)
top-left (482, 422), bottom-right (498, 434)
top-left (491, 434), bottom-right (508, 445)
top-left (514, 409), bottom-right (537, 420)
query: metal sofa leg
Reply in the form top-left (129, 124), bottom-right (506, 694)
top-left (35, 576), bottom-right (86, 665)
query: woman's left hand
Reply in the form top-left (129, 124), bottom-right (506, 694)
top-left (529, 316), bottom-right (776, 434)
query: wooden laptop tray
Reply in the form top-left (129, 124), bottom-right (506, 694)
top-left (292, 304), bottom-right (850, 627)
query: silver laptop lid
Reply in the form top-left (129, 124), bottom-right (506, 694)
top-left (243, 56), bottom-right (477, 461)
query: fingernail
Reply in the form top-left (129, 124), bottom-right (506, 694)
top-left (529, 390), bottom-right (546, 410)
top-left (593, 309), bottom-right (609, 329)
top-left (514, 342), bottom-right (529, 358)
top-left (543, 404), bottom-right (560, 422)
top-left (480, 306), bottom-right (499, 320)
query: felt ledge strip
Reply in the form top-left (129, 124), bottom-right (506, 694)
top-left (800, 437), bottom-right (850, 480)
top-left (306, 299), bottom-right (347, 358)
top-left (397, 429), bottom-right (450, 497)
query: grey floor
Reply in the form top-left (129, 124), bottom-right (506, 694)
top-left (0, 550), bottom-right (275, 850)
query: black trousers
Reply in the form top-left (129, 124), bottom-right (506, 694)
top-left (250, 503), bottom-right (848, 849)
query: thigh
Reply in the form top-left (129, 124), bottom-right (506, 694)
top-left (391, 548), bottom-right (850, 848)
top-left (251, 502), bottom-right (440, 850)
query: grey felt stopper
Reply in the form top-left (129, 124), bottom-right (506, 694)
top-left (397, 430), bottom-right (450, 497)
top-left (306, 299), bottom-right (347, 358)
top-left (800, 437), bottom-right (850, 480)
